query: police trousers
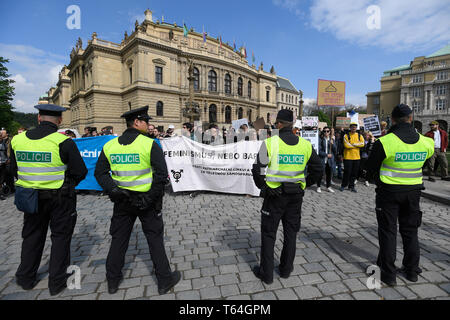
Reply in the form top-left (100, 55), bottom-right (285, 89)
top-left (259, 191), bottom-right (304, 282)
top-left (106, 201), bottom-right (172, 288)
top-left (16, 191), bottom-right (77, 290)
top-left (375, 189), bottom-right (422, 282)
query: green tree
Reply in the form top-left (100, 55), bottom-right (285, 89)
top-left (0, 57), bottom-right (15, 132)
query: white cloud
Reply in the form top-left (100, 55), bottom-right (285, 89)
top-left (273, 0), bottom-right (304, 18)
top-left (276, 0), bottom-right (450, 52)
top-left (0, 43), bottom-right (66, 113)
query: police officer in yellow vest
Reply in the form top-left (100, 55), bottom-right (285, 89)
top-left (251, 109), bottom-right (323, 284)
top-left (366, 104), bottom-right (434, 286)
top-left (10, 104), bottom-right (87, 295)
top-left (94, 106), bottom-right (180, 295)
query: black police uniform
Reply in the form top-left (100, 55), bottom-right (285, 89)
top-left (366, 104), bottom-right (426, 285)
top-left (251, 111), bottom-right (323, 283)
top-left (94, 107), bottom-right (178, 294)
top-left (10, 105), bottom-right (87, 294)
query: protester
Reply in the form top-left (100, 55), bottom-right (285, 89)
top-left (182, 123), bottom-right (195, 140)
top-left (64, 130), bottom-right (77, 139)
top-left (358, 131), bottom-right (376, 186)
top-left (0, 128), bottom-right (10, 200)
top-left (166, 125), bottom-right (176, 138)
top-left (17, 127), bottom-right (27, 134)
top-left (340, 123), bottom-right (365, 192)
top-left (425, 121), bottom-right (449, 181)
top-left (317, 126), bottom-right (336, 193)
top-left (82, 127), bottom-right (91, 137)
top-left (334, 130), bottom-right (344, 179)
top-left (380, 121), bottom-right (388, 136)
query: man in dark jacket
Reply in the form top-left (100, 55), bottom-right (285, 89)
top-left (424, 121), bottom-right (449, 181)
top-left (366, 104), bottom-right (435, 286)
top-left (251, 109), bottom-right (323, 284)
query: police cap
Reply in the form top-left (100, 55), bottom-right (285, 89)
top-left (276, 109), bottom-right (294, 122)
top-left (121, 106), bottom-right (152, 122)
top-left (34, 104), bottom-right (67, 117)
top-left (392, 104), bottom-right (412, 119)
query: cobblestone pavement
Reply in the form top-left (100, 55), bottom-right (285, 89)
top-left (0, 183), bottom-right (449, 300)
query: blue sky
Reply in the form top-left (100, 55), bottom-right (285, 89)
top-left (1, 0), bottom-right (449, 113)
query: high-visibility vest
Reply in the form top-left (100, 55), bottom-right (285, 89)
top-left (265, 135), bottom-right (312, 190)
top-left (379, 133), bottom-right (434, 185)
top-left (103, 134), bottom-right (154, 192)
top-left (11, 132), bottom-right (69, 190)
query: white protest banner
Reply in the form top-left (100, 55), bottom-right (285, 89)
top-left (300, 130), bottom-right (319, 153)
top-left (302, 116), bottom-right (319, 128)
top-left (294, 120), bottom-right (302, 129)
top-left (161, 136), bottom-right (262, 196)
top-left (232, 118), bottom-right (249, 131)
top-left (363, 115), bottom-right (381, 136)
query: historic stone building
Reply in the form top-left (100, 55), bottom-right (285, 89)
top-left (367, 44), bottom-right (450, 133)
top-left (39, 9), bottom-right (300, 134)
top-left (276, 76), bottom-right (300, 119)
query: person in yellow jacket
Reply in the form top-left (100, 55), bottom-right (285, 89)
top-left (340, 122), bottom-right (365, 192)
top-left (94, 106), bottom-right (180, 295)
top-left (366, 104), bottom-right (434, 286)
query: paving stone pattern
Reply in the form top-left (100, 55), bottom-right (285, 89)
top-left (0, 184), bottom-right (449, 300)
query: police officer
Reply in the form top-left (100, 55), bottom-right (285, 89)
top-left (251, 109), bottom-right (323, 284)
top-left (366, 104), bottom-right (435, 286)
top-left (10, 104), bottom-right (87, 295)
top-left (94, 106), bottom-right (180, 295)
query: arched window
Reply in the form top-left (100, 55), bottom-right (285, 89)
top-left (193, 67), bottom-right (200, 91)
top-left (225, 73), bottom-right (232, 94)
top-left (156, 101), bottom-right (163, 116)
top-left (208, 70), bottom-right (217, 92)
top-left (281, 93), bottom-right (284, 102)
top-left (209, 104), bottom-right (217, 123)
top-left (248, 81), bottom-right (252, 98)
top-left (238, 107), bottom-right (243, 119)
top-left (238, 77), bottom-right (243, 96)
top-left (225, 106), bottom-right (232, 124)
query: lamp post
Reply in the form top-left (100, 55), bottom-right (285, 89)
top-left (299, 90), bottom-right (304, 120)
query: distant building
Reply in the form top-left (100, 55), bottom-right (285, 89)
top-left (39, 9), bottom-right (305, 133)
top-left (276, 76), bottom-right (300, 119)
top-left (367, 44), bottom-right (450, 133)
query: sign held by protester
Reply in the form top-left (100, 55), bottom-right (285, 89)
top-left (336, 117), bottom-right (351, 128)
top-left (300, 129), bottom-right (319, 153)
top-left (301, 116), bottom-right (319, 128)
top-left (317, 79), bottom-right (346, 106)
top-left (363, 115), bottom-right (381, 136)
top-left (232, 118), bottom-right (249, 131)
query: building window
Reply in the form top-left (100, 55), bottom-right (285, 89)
top-left (238, 77), bottom-right (243, 96)
top-left (436, 85), bottom-right (447, 96)
top-left (248, 109), bottom-right (252, 122)
top-left (156, 101), bottom-right (164, 116)
top-left (225, 106), bottom-right (232, 124)
top-left (193, 67), bottom-right (200, 91)
top-left (427, 91), bottom-right (431, 109)
top-left (267, 113), bottom-right (270, 123)
top-left (238, 107), bottom-right (243, 119)
top-left (296, 97), bottom-right (298, 105)
top-left (374, 96), bottom-right (380, 105)
top-left (208, 70), bottom-right (217, 92)
top-left (224, 73), bottom-right (232, 94)
top-left (412, 74), bottom-right (422, 83)
top-left (412, 87), bottom-right (421, 98)
top-left (436, 99), bottom-right (447, 111)
top-left (412, 101), bottom-right (421, 113)
top-left (266, 91), bottom-right (270, 102)
top-left (437, 71), bottom-right (448, 80)
top-left (157, 126), bottom-right (164, 133)
top-left (281, 93), bottom-right (284, 102)
top-left (155, 66), bottom-right (163, 84)
top-left (129, 67), bottom-right (133, 85)
top-left (209, 104), bottom-right (217, 123)
top-left (248, 81), bottom-right (252, 98)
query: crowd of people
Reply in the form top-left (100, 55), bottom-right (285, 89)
top-left (0, 118), bottom-right (448, 201)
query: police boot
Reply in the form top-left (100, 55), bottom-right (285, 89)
top-left (158, 271), bottom-right (181, 295)
top-left (108, 276), bottom-right (124, 294)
